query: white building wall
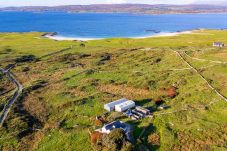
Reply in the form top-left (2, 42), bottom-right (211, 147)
top-left (101, 127), bottom-right (111, 134)
top-left (115, 101), bottom-right (135, 112)
top-left (104, 98), bottom-right (128, 111)
top-left (104, 105), bottom-right (113, 111)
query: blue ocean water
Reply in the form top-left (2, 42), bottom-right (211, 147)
top-left (0, 12), bottom-right (227, 38)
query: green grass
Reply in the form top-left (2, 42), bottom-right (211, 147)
top-left (0, 30), bottom-right (227, 151)
top-left (37, 129), bottom-right (92, 151)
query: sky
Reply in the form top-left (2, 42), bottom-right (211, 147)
top-left (0, 0), bottom-right (227, 7)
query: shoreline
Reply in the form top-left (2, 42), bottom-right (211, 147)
top-left (44, 35), bottom-right (102, 41)
top-left (2, 10), bottom-right (227, 15)
top-left (44, 30), bottom-right (194, 41)
top-left (134, 31), bottom-right (194, 38)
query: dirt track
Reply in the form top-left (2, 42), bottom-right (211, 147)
top-left (0, 67), bottom-right (23, 126)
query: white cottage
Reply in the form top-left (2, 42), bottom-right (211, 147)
top-left (101, 121), bottom-right (128, 134)
top-left (213, 42), bottom-right (225, 47)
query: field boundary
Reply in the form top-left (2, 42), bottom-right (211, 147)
top-left (174, 50), bottom-right (227, 102)
top-left (153, 49), bottom-right (227, 117)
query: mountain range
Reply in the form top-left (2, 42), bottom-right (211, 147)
top-left (1, 4), bottom-right (227, 14)
top-left (195, 1), bottom-right (227, 5)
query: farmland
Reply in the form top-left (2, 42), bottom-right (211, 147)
top-left (0, 30), bottom-right (227, 150)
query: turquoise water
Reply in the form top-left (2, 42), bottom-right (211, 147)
top-left (0, 12), bottom-right (227, 38)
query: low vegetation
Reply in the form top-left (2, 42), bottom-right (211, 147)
top-left (0, 30), bottom-right (226, 151)
top-left (92, 129), bottom-right (133, 151)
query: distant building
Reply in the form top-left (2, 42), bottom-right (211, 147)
top-left (115, 100), bottom-right (135, 112)
top-left (100, 121), bottom-right (129, 134)
top-left (213, 42), bottom-right (225, 47)
top-left (104, 98), bottom-right (128, 111)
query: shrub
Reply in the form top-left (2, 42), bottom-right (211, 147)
top-left (95, 119), bottom-right (103, 126)
top-left (92, 129), bottom-right (134, 151)
top-left (0, 73), bottom-right (3, 80)
top-left (86, 69), bottom-right (95, 75)
top-left (167, 86), bottom-right (178, 98)
top-left (148, 80), bottom-right (157, 90)
top-left (16, 55), bottom-right (37, 63)
top-left (27, 79), bottom-right (48, 92)
top-left (79, 53), bottom-right (91, 58)
top-left (100, 54), bottom-right (111, 62)
top-left (91, 132), bottom-right (103, 144)
top-left (155, 58), bottom-right (161, 63)
top-left (96, 53), bottom-right (112, 65)
top-left (22, 67), bottom-right (30, 72)
top-left (148, 133), bottom-right (160, 146)
top-left (154, 98), bottom-right (165, 106)
top-left (121, 142), bottom-right (134, 151)
top-left (102, 129), bottom-right (127, 150)
top-left (80, 43), bottom-right (85, 47)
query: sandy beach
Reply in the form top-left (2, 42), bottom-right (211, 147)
top-left (44, 35), bottom-right (102, 41)
top-left (44, 30), bottom-right (193, 41)
top-left (135, 31), bottom-right (193, 39)
top-left (44, 31), bottom-right (193, 41)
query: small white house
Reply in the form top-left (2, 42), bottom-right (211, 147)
top-left (100, 121), bottom-right (128, 134)
top-left (115, 100), bottom-right (135, 112)
top-left (104, 98), bottom-right (128, 111)
top-left (213, 42), bottom-right (225, 48)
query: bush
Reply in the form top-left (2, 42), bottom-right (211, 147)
top-left (148, 80), bottom-right (157, 90)
top-left (0, 73), bottom-right (3, 80)
top-left (154, 98), bottom-right (165, 106)
top-left (16, 55), bottom-right (37, 63)
top-left (79, 53), bottom-right (91, 58)
top-left (86, 69), bottom-right (95, 75)
top-left (91, 132), bottom-right (103, 144)
top-left (121, 142), bottom-right (134, 151)
top-left (167, 86), bottom-right (178, 98)
top-left (92, 129), bottom-right (134, 151)
top-left (96, 53), bottom-right (112, 65)
top-left (148, 133), bottom-right (160, 146)
top-left (95, 119), bottom-right (103, 126)
top-left (155, 58), bottom-right (161, 63)
top-left (102, 129), bottom-right (127, 151)
top-left (80, 43), bottom-right (85, 47)
top-left (100, 54), bottom-right (111, 62)
top-left (22, 67), bottom-right (30, 72)
top-left (27, 79), bottom-right (48, 92)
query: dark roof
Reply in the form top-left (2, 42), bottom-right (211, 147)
top-left (213, 42), bottom-right (224, 45)
top-left (104, 121), bottom-right (126, 131)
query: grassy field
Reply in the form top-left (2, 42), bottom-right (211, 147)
top-left (0, 30), bottom-right (227, 151)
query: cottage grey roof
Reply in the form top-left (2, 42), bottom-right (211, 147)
top-left (213, 42), bottom-right (224, 45)
top-left (104, 121), bottom-right (126, 131)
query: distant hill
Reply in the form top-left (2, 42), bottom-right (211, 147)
top-left (1, 4), bottom-right (227, 14)
top-left (194, 1), bottom-right (227, 6)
